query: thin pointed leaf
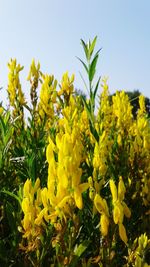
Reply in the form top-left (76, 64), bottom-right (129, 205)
top-left (76, 57), bottom-right (89, 74)
top-left (81, 39), bottom-right (89, 60)
top-left (89, 36), bottom-right (97, 57)
top-left (89, 54), bottom-right (99, 82)
top-left (74, 240), bottom-right (90, 257)
top-left (5, 111), bottom-right (10, 124)
top-left (5, 202), bottom-right (17, 234)
top-left (89, 121), bottom-right (99, 142)
top-left (0, 116), bottom-right (6, 135)
top-left (90, 91), bottom-right (95, 110)
top-left (94, 76), bottom-right (101, 98)
top-left (1, 190), bottom-right (22, 207)
top-left (81, 96), bottom-right (93, 122)
top-left (79, 71), bottom-right (88, 92)
top-left (95, 47), bottom-right (102, 57)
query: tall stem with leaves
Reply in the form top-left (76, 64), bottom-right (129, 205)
top-left (77, 36), bottom-right (101, 141)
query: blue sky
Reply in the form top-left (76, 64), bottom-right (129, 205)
top-left (0, 0), bottom-right (150, 105)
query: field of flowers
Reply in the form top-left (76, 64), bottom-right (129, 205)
top-left (0, 37), bottom-right (150, 267)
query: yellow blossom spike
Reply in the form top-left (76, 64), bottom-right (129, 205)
top-left (7, 58), bottom-right (25, 107)
top-left (139, 95), bottom-right (146, 114)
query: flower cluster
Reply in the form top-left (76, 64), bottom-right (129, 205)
top-left (3, 54), bottom-right (149, 266)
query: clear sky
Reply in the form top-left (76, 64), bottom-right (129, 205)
top-left (0, 0), bottom-right (150, 105)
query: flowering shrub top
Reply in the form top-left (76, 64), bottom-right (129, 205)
top-left (0, 37), bottom-right (150, 267)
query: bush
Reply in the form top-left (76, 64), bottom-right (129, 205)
top-left (0, 37), bottom-right (150, 267)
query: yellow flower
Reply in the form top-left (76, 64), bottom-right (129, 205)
top-left (110, 179), bottom-right (117, 204)
top-left (118, 176), bottom-right (126, 201)
top-left (119, 223), bottom-right (128, 244)
top-left (113, 202), bottom-right (124, 224)
top-left (7, 58), bottom-right (25, 107)
top-left (34, 208), bottom-right (48, 225)
top-left (33, 177), bottom-right (40, 193)
top-left (74, 183), bottom-right (89, 210)
top-left (23, 213), bottom-right (31, 231)
top-left (21, 178), bottom-right (42, 241)
top-left (138, 95), bottom-right (146, 115)
top-left (122, 202), bottom-right (131, 218)
top-left (58, 72), bottom-right (74, 96)
top-left (94, 193), bottom-right (109, 236)
top-left (39, 74), bottom-right (57, 117)
top-left (100, 213), bottom-right (109, 236)
top-left (94, 194), bottom-right (109, 215)
top-left (27, 59), bottom-right (40, 81)
top-left (41, 188), bottom-right (48, 208)
top-left (23, 179), bottom-right (32, 197)
top-left (112, 90), bottom-right (132, 130)
top-left (22, 198), bottom-right (30, 214)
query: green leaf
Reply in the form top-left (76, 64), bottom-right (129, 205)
top-left (81, 39), bottom-right (89, 60)
top-left (79, 71), bottom-right (88, 92)
top-left (0, 116), bottom-right (6, 134)
top-left (1, 190), bottom-right (22, 207)
top-left (28, 153), bottom-right (36, 182)
top-left (5, 202), bottom-right (17, 235)
top-left (95, 47), bottom-right (102, 57)
top-left (81, 96), bottom-right (93, 122)
top-left (74, 240), bottom-right (90, 257)
top-left (89, 120), bottom-right (99, 142)
top-left (68, 256), bottom-right (79, 267)
top-left (89, 36), bottom-right (97, 57)
top-left (94, 76), bottom-right (101, 98)
top-left (76, 57), bottom-right (89, 74)
top-left (69, 240), bottom-right (90, 267)
top-left (89, 54), bottom-right (99, 82)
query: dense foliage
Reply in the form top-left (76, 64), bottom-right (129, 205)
top-left (0, 37), bottom-right (150, 267)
